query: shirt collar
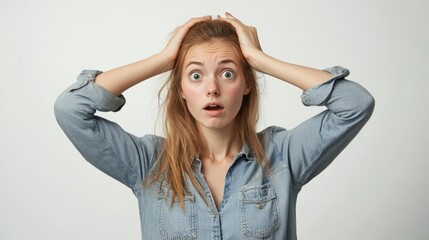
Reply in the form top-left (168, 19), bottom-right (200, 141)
top-left (193, 142), bottom-right (254, 167)
top-left (238, 142), bottom-right (254, 160)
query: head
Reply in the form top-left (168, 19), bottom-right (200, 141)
top-left (166, 20), bottom-right (260, 143)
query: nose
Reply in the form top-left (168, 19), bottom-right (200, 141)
top-left (207, 88), bottom-right (219, 97)
top-left (206, 78), bottom-right (220, 97)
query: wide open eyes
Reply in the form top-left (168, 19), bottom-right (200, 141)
top-left (188, 70), bottom-right (235, 81)
top-left (190, 72), bottom-right (202, 81)
top-left (221, 70), bottom-right (235, 79)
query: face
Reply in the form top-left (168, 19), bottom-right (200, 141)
top-left (180, 40), bottom-right (250, 132)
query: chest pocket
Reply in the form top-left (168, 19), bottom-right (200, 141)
top-left (158, 186), bottom-right (197, 240)
top-left (239, 183), bottom-right (279, 239)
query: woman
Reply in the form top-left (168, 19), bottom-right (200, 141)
top-left (55, 13), bottom-right (374, 240)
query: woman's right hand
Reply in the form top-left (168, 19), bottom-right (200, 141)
top-left (161, 15), bottom-right (212, 71)
top-left (94, 16), bottom-right (211, 95)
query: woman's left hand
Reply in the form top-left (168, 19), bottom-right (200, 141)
top-left (218, 12), bottom-right (263, 69)
top-left (220, 12), bottom-right (333, 90)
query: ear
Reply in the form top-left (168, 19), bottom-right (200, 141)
top-left (243, 86), bottom-right (251, 95)
top-left (181, 91), bottom-right (186, 99)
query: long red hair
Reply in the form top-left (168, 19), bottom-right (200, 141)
top-left (146, 20), bottom-right (268, 208)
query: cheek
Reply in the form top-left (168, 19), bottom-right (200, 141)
top-left (181, 85), bottom-right (196, 101)
top-left (181, 81), bottom-right (193, 100)
top-left (226, 79), bottom-right (247, 96)
top-left (225, 86), bottom-right (246, 108)
top-left (180, 80), bottom-right (186, 98)
top-left (181, 84), bottom-right (200, 110)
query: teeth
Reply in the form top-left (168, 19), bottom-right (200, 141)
top-left (204, 104), bottom-right (222, 110)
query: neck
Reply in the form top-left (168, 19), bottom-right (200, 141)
top-left (198, 123), bottom-right (242, 163)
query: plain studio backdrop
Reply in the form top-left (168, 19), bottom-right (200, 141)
top-left (1, 0), bottom-right (428, 239)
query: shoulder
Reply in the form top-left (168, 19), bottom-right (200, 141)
top-left (141, 134), bottom-right (165, 142)
top-left (138, 134), bottom-right (165, 156)
top-left (257, 126), bottom-right (290, 148)
top-left (140, 134), bottom-right (165, 147)
top-left (258, 126), bottom-right (288, 139)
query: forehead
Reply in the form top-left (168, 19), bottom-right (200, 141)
top-left (183, 40), bottom-right (241, 65)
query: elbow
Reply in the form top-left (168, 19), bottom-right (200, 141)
top-left (356, 88), bottom-right (375, 120)
top-left (54, 94), bottom-right (71, 125)
top-left (364, 93), bottom-right (375, 115)
top-left (348, 87), bottom-right (375, 123)
top-left (335, 80), bottom-right (375, 121)
top-left (53, 93), bottom-right (82, 127)
top-left (54, 92), bottom-right (96, 131)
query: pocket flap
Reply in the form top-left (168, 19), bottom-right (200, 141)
top-left (240, 183), bottom-right (277, 203)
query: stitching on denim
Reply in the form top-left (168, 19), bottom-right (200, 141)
top-left (91, 117), bottom-right (140, 188)
top-left (239, 183), bottom-right (280, 238)
top-left (158, 184), bottom-right (197, 239)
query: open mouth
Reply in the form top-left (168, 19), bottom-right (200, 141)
top-left (204, 104), bottom-right (224, 111)
top-left (204, 105), bottom-right (223, 111)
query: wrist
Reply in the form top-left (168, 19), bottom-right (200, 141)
top-left (245, 50), bottom-right (268, 73)
top-left (154, 51), bottom-right (176, 73)
top-left (152, 51), bottom-right (175, 74)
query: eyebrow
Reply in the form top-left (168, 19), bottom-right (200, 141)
top-left (184, 59), bottom-right (239, 70)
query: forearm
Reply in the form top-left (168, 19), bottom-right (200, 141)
top-left (54, 70), bottom-right (154, 189)
top-left (95, 16), bottom-right (213, 96)
top-left (95, 52), bottom-right (173, 96)
top-left (248, 50), bottom-right (332, 91)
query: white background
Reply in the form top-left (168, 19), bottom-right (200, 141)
top-left (1, 0), bottom-right (428, 239)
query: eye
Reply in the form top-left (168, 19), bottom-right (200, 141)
top-left (221, 70), bottom-right (235, 79)
top-left (190, 72), bottom-right (202, 81)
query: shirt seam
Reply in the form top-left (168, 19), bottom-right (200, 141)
top-left (296, 131), bottom-right (329, 187)
top-left (91, 115), bottom-right (141, 190)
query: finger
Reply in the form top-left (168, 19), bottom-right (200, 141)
top-left (168, 16), bottom-right (211, 45)
top-left (175, 15), bottom-right (211, 37)
top-left (184, 15), bottom-right (212, 28)
top-left (225, 12), bottom-right (234, 19)
top-left (217, 16), bottom-right (245, 33)
top-left (217, 14), bottom-right (238, 25)
top-left (218, 12), bottom-right (248, 29)
top-left (224, 12), bottom-right (246, 25)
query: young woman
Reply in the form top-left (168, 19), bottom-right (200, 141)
top-left (55, 13), bottom-right (374, 240)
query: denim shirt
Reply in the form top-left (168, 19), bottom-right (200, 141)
top-left (54, 66), bottom-right (374, 240)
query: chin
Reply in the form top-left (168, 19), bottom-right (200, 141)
top-left (198, 120), bottom-right (235, 131)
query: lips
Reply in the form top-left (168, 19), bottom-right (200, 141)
top-left (203, 102), bottom-right (224, 111)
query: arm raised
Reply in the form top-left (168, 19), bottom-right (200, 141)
top-left (95, 15), bottom-right (212, 95)
top-left (218, 12), bottom-right (331, 90)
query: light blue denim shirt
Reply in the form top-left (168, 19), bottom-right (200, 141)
top-left (54, 66), bottom-right (374, 240)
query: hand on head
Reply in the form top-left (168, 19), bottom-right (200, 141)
top-left (162, 13), bottom-right (263, 72)
top-left (162, 15), bottom-right (212, 71)
top-left (217, 12), bottom-right (263, 61)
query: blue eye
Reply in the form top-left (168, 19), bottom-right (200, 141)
top-left (190, 72), bottom-right (202, 80)
top-left (221, 70), bottom-right (234, 79)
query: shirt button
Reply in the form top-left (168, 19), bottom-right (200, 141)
top-left (256, 203), bottom-right (264, 209)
